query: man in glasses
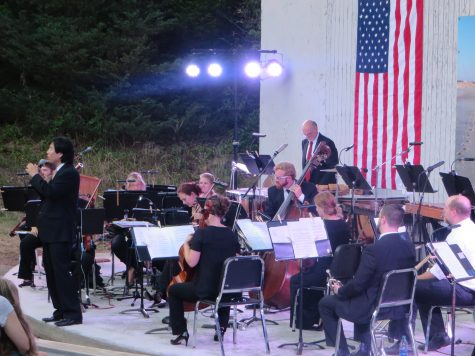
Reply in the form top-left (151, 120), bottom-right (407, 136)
top-left (263, 161), bottom-right (318, 220)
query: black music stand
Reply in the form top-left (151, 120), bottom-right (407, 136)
top-left (440, 172), bottom-right (475, 206)
top-left (396, 164), bottom-right (435, 244)
top-left (103, 190), bottom-right (148, 221)
top-left (268, 219), bottom-right (332, 354)
top-left (240, 153), bottom-right (275, 176)
top-left (1, 186), bottom-right (39, 212)
top-left (336, 166), bottom-right (372, 240)
top-left (78, 208), bottom-right (105, 307)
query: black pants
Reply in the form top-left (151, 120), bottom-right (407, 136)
top-left (319, 294), bottom-right (370, 354)
top-left (18, 234), bottom-right (42, 280)
top-left (43, 242), bottom-right (82, 321)
top-left (168, 282), bottom-right (230, 335)
top-left (416, 278), bottom-right (475, 339)
top-left (290, 257), bottom-right (331, 328)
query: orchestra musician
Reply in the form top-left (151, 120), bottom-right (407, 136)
top-left (177, 182), bottom-right (205, 224)
top-left (301, 120), bottom-right (338, 184)
top-left (318, 205), bottom-right (416, 356)
top-left (167, 195), bottom-right (240, 346)
top-left (263, 161), bottom-right (317, 219)
top-left (110, 171), bottom-right (147, 284)
top-left (198, 172), bottom-right (216, 198)
top-left (415, 195), bottom-right (475, 352)
top-left (25, 137), bottom-right (82, 327)
top-left (289, 191), bottom-right (351, 330)
top-left (17, 159), bottom-right (55, 288)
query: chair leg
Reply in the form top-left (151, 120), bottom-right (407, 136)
top-left (370, 320), bottom-right (379, 356)
top-left (259, 301), bottom-right (271, 354)
top-left (193, 301), bottom-right (199, 348)
top-left (215, 307), bottom-right (225, 356)
top-left (292, 288), bottom-right (300, 332)
top-left (233, 305), bottom-right (237, 344)
top-left (407, 322), bottom-right (418, 356)
top-left (425, 306), bottom-right (436, 353)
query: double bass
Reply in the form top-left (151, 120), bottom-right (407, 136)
top-left (260, 141), bottom-right (331, 309)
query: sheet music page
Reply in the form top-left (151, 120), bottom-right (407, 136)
top-left (113, 220), bottom-right (154, 228)
top-left (432, 242), bottom-right (469, 279)
top-left (268, 224), bottom-right (292, 244)
top-left (236, 219), bottom-right (273, 251)
top-left (286, 219), bottom-right (319, 258)
top-left (297, 217), bottom-right (329, 241)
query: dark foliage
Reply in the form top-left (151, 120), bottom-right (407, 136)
top-left (0, 0), bottom-right (261, 147)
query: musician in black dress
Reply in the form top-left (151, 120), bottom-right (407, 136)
top-left (263, 161), bottom-right (318, 220)
top-left (168, 195), bottom-right (240, 346)
top-left (290, 191), bottom-right (351, 329)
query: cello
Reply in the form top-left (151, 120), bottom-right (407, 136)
top-left (260, 141), bottom-right (331, 309)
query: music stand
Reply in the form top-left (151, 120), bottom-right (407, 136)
top-left (1, 186), bottom-right (39, 212)
top-left (268, 218), bottom-right (332, 354)
top-left (395, 164), bottom-right (435, 197)
top-left (440, 172), bottom-right (475, 206)
top-left (25, 200), bottom-right (41, 228)
top-left (103, 190), bottom-right (147, 221)
top-left (240, 153), bottom-right (275, 176)
top-left (336, 166), bottom-right (372, 240)
top-left (78, 208), bottom-right (105, 306)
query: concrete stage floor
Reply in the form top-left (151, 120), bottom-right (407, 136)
top-left (5, 253), bottom-right (475, 356)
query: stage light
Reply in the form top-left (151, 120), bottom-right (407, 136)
top-left (265, 60), bottom-right (283, 77)
top-left (207, 63), bottom-right (223, 77)
top-left (244, 61), bottom-right (261, 78)
top-left (185, 64), bottom-right (200, 78)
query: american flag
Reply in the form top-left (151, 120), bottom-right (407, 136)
top-left (353, 0), bottom-right (423, 189)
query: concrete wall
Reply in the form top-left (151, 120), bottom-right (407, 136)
top-left (260, 0), bottom-right (475, 203)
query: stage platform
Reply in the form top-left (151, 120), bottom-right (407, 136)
top-left (4, 253), bottom-right (475, 356)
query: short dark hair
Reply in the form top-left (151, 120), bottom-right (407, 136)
top-left (380, 204), bottom-right (404, 228)
top-left (205, 195), bottom-right (230, 218)
top-left (52, 137), bottom-right (75, 164)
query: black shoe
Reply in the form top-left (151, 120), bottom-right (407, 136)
top-left (418, 334), bottom-right (451, 351)
top-left (170, 331), bottom-right (189, 346)
top-left (18, 280), bottom-right (35, 288)
top-left (213, 327), bottom-right (226, 342)
top-left (54, 318), bottom-right (82, 327)
top-left (350, 342), bottom-right (370, 356)
top-left (162, 316), bottom-right (170, 324)
top-left (42, 315), bottom-right (62, 323)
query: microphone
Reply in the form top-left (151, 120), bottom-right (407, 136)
top-left (252, 132), bottom-right (267, 138)
top-left (426, 160), bottom-right (444, 173)
top-left (213, 178), bottom-right (228, 188)
top-left (116, 179), bottom-right (136, 183)
top-left (78, 146), bottom-right (93, 156)
top-left (343, 144), bottom-right (354, 152)
top-left (273, 143), bottom-right (288, 156)
top-left (140, 170), bottom-right (160, 174)
top-left (409, 141), bottom-right (423, 146)
top-left (16, 172), bottom-right (29, 176)
top-left (462, 158), bottom-right (475, 161)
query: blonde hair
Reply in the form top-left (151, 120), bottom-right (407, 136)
top-left (199, 172), bottom-right (214, 183)
top-left (274, 162), bottom-right (297, 180)
top-left (0, 278), bottom-right (38, 355)
top-left (126, 171), bottom-right (146, 190)
top-left (314, 191), bottom-right (342, 218)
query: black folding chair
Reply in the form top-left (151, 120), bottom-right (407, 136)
top-left (192, 255), bottom-right (270, 356)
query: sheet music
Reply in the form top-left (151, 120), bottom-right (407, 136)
top-left (431, 242), bottom-right (471, 279)
top-left (268, 224), bottom-right (292, 244)
top-left (236, 219), bottom-right (273, 251)
top-left (132, 225), bottom-right (194, 259)
top-left (294, 217), bottom-right (328, 241)
top-left (286, 218), bottom-right (322, 258)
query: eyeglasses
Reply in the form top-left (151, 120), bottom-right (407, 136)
top-left (274, 175), bottom-right (289, 181)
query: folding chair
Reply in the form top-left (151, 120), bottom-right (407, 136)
top-left (192, 255), bottom-right (270, 356)
top-left (335, 268), bottom-right (418, 355)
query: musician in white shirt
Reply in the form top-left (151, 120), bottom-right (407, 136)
top-left (415, 195), bottom-right (475, 351)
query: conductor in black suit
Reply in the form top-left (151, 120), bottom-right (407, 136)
top-left (301, 120), bottom-right (338, 185)
top-left (26, 137), bottom-right (82, 327)
top-left (319, 205), bottom-right (416, 356)
top-left (263, 161), bottom-right (318, 220)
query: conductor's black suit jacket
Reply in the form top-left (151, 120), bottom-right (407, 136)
top-left (30, 163), bottom-right (80, 244)
top-left (301, 133), bottom-right (338, 185)
top-left (264, 182), bottom-right (318, 219)
top-left (335, 232), bottom-right (416, 324)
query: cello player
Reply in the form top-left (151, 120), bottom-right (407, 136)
top-left (263, 161), bottom-right (317, 220)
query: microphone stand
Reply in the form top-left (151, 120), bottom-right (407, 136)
top-left (412, 167), bottom-right (433, 243)
top-left (372, 146), bottom-right (412, 216)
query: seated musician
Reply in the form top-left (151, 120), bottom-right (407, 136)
top-left (414, 195), bottom-right (475, 352)
top-left (167, 195), bottom-right (240, 346)
top-left (319, 205), bottom-right (415, 356)
top-left (290, 191), bottom-right (351, 330)
top-left (110, 171), bottom-right (146, 284)
top-left (17, 159), bottom-right (55, 288)
top-left (177, 182), bottom-right (205, 224)
top-left (263, 161), bottom-right (317, 220)
top-left (198, 172), bottom-right (216, 198)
